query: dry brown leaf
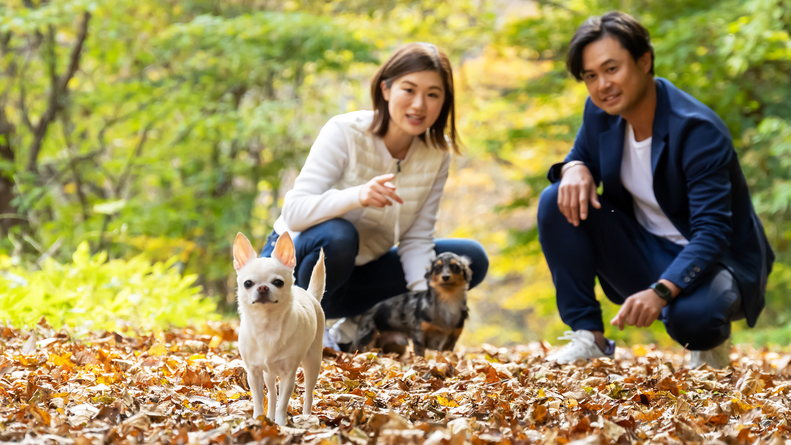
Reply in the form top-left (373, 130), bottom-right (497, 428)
top-left (1, 321), bottom-right (790, 444)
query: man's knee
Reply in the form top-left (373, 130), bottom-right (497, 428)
top-left (664, 268), bottom-right (741, 350)
top-left (664, 306), bottom-right (730, 350)
top-left (537, 183), bottom-right (563, 228)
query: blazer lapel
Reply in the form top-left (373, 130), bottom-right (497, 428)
top-left (599, 116), bottom-right (628, 207)
top-left (651, 79), bottom-right (670, 175)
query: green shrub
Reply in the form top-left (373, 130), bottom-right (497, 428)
top-left (0, 242), bottom-right (219, 332)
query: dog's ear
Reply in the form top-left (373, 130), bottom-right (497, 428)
top-left (272, 232), bottom-right (297, 269)
top-left (460, 255), bottom-right (473, 283)
top-left (424, 264), bottom-right (433, 280)
top-left (233, 232), bottom-right (257, 271)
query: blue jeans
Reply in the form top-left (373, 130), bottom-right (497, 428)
top-left (537, 183), bottom-right (743, 350)
top-left (260, 218), bottom-right (489, 319)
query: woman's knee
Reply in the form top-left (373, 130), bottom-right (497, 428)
top-left (465, 240), bottom-right (489, 288)
top-left (319, 218), bottom-right (359, 247)
top-left (300, 219), bottom-right (359, 257)
top-left (436, 239), bottom-right (489, 289)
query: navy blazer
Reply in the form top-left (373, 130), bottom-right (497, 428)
top-left (548, 78), bottom-right (774, 327)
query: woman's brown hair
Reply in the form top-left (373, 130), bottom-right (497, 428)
top-left (369, 42), bottom-right (461, 154)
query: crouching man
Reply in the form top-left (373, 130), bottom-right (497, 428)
top-left (538, 11), bottom-right (774, 368)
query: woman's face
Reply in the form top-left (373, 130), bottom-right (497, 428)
top-left (381, 70), bottom-right (446, 137)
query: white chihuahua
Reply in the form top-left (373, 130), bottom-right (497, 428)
top-left (233, 232), bottom-right (325, 426)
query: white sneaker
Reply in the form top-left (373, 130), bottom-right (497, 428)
top-left (323, 317), bottom-right (359, 352)
top-left (546, 330), bottom-right (615, 364)
top-left (689, 337), bottom-right (732, 369)
top-left (323, 325), bottom-right (341, 351)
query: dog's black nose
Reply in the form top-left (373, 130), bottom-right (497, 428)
top-left (442, 275), bottom-right (450, 282)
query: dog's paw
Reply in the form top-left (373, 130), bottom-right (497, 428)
top-left (291, 414), bottom-right (320, 429)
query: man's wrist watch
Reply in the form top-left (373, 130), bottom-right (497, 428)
top-left (649, 282), bottom-right (673, 303)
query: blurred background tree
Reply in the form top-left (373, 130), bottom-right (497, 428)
top-left (1, 0), bottom-right (789, 347)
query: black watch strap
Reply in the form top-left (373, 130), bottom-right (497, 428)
top-left (649, 282), bottom-right (673, 303)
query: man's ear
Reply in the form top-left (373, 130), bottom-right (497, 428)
top-left (233, 232), bottom-right (257, 271)
top-left (272, 232), bottom-right (297, 269)
top-left (639, 51), bottom-right (652, 75)
top-left (381, 80), bottom-right (390, 101)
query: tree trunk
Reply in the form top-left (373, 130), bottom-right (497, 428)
top-left (0, 111), bottom-right (21, 235)
top-left (0, 33), bottom-right (22, 235)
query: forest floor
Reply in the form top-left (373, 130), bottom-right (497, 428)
top-left (1, 319), bottom-right (790, 444)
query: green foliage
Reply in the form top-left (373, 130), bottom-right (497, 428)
top-left (0, 242), bottom-right (217, 332)
top-left (0, 0), bottom-right (498, 311)
top-left (0, 0), bottom-right (378, 304)
top-left (1, 0), bottom-right (790, 348)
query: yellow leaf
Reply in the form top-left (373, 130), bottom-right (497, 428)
top-left (50, 352), bottom-right (73, 368)
top-left (214, 392), bottom-right (228, 404)
top-left (731, 397), bottom-right (755, 413)
top-left (165, 358), bottom-right (180, 370)
top-left (96, 374), bottom-right (113, 385)
top-left (633, 345), bottom-right (648, 357)
top-left (209, 336), bottom-right (222, 349)
top-left (188, 354), bottom-right (206, 366)
top-left (148, 343), bottom-right (167, 357)
top-left (437, 395), bottom-right (459, 407)
top-left (537, 388), bottom-right (546, 398)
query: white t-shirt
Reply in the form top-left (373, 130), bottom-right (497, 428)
top-left (620, 123), bottom-right (688, 246)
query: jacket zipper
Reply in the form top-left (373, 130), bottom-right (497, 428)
top-left (393, 160), bottom-right (402, 246)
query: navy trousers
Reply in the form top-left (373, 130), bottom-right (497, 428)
top-left (260, 218), bottom-right (489, 319)
top-left (537, 183), bottom-right (743, 350)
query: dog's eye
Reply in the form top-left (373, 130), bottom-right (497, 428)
top-left (272, 279), bottom-right (284, 288)
top-left (244, 280), bottom-right (254, 289)
top-left (434, 264), bottom-right (443, 273)
top-left (450, 264), bottom-right (461, 274)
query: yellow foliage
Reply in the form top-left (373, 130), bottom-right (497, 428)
top-left (148, 343), bottom-right (167, 357)
top-left (126, 235), bottom-right (197, 263)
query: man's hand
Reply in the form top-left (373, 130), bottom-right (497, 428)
top-left (610, 289), bottom-right (667, 330)
top-left (558, 162), bottom-right (601, 226)
top-left (359, 174), bottom-right (404, 208)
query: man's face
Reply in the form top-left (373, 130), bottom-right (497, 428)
top-left (581, 36), bottom-right (652, 116)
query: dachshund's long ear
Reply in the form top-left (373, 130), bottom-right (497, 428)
top-left (460, 255), bottom-right (473, 283)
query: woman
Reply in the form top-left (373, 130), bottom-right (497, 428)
top-left (261, 42), bottom-right (488, 350)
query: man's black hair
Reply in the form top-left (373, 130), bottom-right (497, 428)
top-left (566, 11), bottom-right (654, 81)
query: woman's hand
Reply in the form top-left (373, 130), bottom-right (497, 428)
top-left (359, 174), bottom-right (404, 207)
top-left (558, 162), bottom-right (601, 226)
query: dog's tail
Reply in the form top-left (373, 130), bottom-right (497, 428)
top-left (307, 248), bottom-right (326, 301)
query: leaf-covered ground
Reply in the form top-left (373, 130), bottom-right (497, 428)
top-left (2, 319), bottom-right (791, 444)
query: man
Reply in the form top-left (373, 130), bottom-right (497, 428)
top-left (538, 11), bottom-right (774, 367)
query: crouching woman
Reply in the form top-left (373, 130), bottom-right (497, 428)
top-left (260, 42), bottom-right (489, 349)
